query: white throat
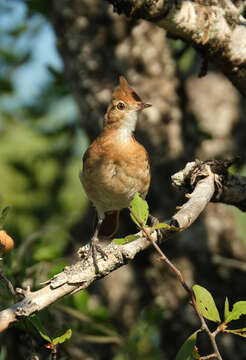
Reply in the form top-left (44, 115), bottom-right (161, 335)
top-left (115, 111), bottom-right (138, 143)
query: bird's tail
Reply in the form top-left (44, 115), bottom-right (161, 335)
top-left (94, 211), bottom-right (120, 238)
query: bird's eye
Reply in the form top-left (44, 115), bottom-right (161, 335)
top-left (117, 102), bottom-right (125, 110)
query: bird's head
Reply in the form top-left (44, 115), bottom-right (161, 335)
top-left (104, 76), bottom-right (151, 130)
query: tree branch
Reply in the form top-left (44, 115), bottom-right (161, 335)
top-left (0, 269), bottom-right (16, 299)
top-left (0, 236), bottom-right (151, 332)
top-left (0, 161), bottom-right (219, 332)
top-left (106, 0), bottom-right (246, 97)
top-left (172, 159), bottom-right (246, 212)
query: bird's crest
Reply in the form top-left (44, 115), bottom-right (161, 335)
top-left (112, 76), bottom-right (142, 104)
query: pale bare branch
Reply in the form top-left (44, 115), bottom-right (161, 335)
top-left (172, 159), bottom-right (246, 213)
top-left (0, 162), bottom-right (219, 332)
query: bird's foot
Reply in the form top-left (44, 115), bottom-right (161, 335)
top-left (149, 214), bottom-right (163, 242)
top-left (91, 238), bottom-right (108, 273)
top-left (78, 237), bottom-right (108, 274)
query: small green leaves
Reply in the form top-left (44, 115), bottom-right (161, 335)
top-left (224, 301), bottom-right (246, 324)
top-left (40, 331), bottom-right (52, 343)
top-left (30, 314), bottom-right (52, 342)
top-left (130, 193), bottom-right (149, 227)
top-left (175, 331), bottom-right (198, 360)
top-left (0, 206), bottom-right (10, 228)
top-left (225, 328), bottom-right (246, 338)
top-left (151, 222), bottom-right (180, 232)
top-left (113, 234), bottom-right (140, 245)
top-left (193, 285), bottom-right (221, 323)
top-left (30, 314), bottom-right (72, 346)
top-left (224, 297), bottom-right (230, 322)
top-left (223, 300), bottom-right (246, 339)
top-left (175, 286), bottom-right (246, 357)
top-left (52, 329), bottom-right (72, 345)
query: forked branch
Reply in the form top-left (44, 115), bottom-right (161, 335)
top-left (0, 159), bottom-right (241, 336)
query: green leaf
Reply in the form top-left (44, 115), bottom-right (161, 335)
top-left (39, 332), bottom-right (52, 343)
top-left (175, 331), bottom-right (198, 360)
top-left (152, 222), bottom-right (180, 232)
top-left (30, 315), bottom-right (52, 342)
top-left (130, 193), bottom-right (149, 227)
top-left (53, 329), bottom-right (72, 345)
top-left (225, 328), bottom-right (246, 338)
top-left (225, 301), bottom-right (246, 324)
top-left (0, 206), bottom-right (10, 228)
top-left (113, 234), bottom-right (140, 245)
top-left (193, 285), bottom-right (221, 323)
top-left (224, 297), bottom-right (230, 321)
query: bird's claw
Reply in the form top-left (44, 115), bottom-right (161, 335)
top-left (78, 237), bottom-right (108, 273)
top-left (149, 214), bottom-right (163, 242)
top-left (91, 240), bottom-right (108, 273)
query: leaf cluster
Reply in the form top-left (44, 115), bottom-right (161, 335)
top-left (113, 193), bottom-right (179, 245)
top-left (176, 285), bottom-right (246, 359)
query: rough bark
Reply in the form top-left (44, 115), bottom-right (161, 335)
top-left (107, 0), bottom-right (246, 97)
top-left (172, 159), bottom-right (246, 212)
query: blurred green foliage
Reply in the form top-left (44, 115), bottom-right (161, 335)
top-left (0, 1), bottom-right (88, 260)
top-left (0, 0), bottom-right (86, 321)
top-left (114, 307), bottom-right (167, 360)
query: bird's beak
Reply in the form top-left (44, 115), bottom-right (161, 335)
top-left (139, 102), bottom-right (152, 110)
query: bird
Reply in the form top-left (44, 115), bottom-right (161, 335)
top-left (80, 76), bottom-right (151, 269)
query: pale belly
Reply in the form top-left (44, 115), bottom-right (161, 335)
top-left (81, 159), bottom-right (150, 216)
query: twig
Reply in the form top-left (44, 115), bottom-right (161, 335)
top-left (0, 269), bottom-right (16, 299)
top-left (191, 293), bottom-right (223, 360)
top-left (213, 255), bottom-right (246, 272)
top-left (51, 346), bottom-right (57, 360)
top-left (128, 207), bottom-right (190, 292)
top-left (73, 333), bottom-right (123, 344)
top-left (129, 187), bottom-right (223, 359)
top-left (200, 355), bottom-right (218, 360)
